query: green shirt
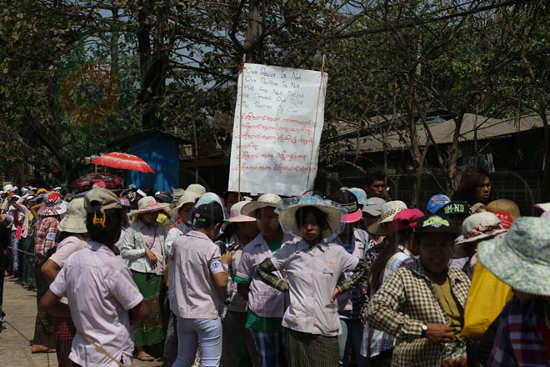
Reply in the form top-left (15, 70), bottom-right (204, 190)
top-left (246, 310), bottom-right (283, 332)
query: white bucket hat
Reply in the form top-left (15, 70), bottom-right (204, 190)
top-left (367, 200), bottom-right (407, 235)
top-left (228, 201), bottom-right (256, 223)
top-left (241, 194), bottom-right (282, 217)
top-left (58, 197), bottom-right (87, 234)
top-left (129, 196), bottom-right (170, 217)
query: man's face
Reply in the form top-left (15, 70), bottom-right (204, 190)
top-left (367, 180), bottom-right (386, 198)
top-left (418, 233), bottom-right (453, 274)
top-left (255, 207), bottom-right (281, 239)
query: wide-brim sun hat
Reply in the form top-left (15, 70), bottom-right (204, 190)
top-left (454, 212), bottom-right (507, 246)
top-left (228, 200), bottom-right (256, 223)
top-left (241, 193), bottom-right (282, 217)
top-left (129, 196), bottom-right (170, 216)
top-left (175, 190), bottom-right (200, 210)
top-left (58, 197), bottom-right (87, 233)
top-left (487, 199), bottom-right (521, 220)
top-left (278, 193), bottom-right (343, 239)
top-left (478, 217), bottom-right (550, 296)
top-left (367, 200), bottom-right (407, 235)
top-left (186, 184), bottom-right (206, 196)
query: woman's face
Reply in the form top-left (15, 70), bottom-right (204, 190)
top-left (474, 176), bottom-right (492, 203)
top-left (418, 233), bottom-right (453, 274)
top-left (178, 203), bottom-right (194, 224)
top-left (141, 212), bottom-right (159, 226)
top-left (300, 212), bottom-right (322, 244)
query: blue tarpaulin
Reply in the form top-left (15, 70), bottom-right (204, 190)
top-left (128, 134), bottom-right (179, 192)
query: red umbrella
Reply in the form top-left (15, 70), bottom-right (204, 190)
top-left (91, 152), bottom-right (155, 174)
top-left (71, 172), bottom-right (124, 191)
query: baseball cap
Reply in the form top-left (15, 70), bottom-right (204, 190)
top-left (329, 189), bottom-right (362, 223)
top-left (426, 194), bottom-right (451, 214)
top-left (441, 201), bottom-right (471, 217)
top-left (393, 209), bottom-right (424, 232)
top-left (415, 214), bottom-right (460, 235)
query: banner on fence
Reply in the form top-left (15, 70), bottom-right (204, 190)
top-left (228, 63), bottom-right (327, 196)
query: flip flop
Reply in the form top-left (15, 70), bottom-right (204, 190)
top-left (137, 353), bottom-right (155, 361)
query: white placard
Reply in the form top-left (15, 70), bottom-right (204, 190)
top-left (228, 63), bottom-right (327, 196)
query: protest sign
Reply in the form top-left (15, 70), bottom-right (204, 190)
top-left (228, 63), bottom-right (328, 196)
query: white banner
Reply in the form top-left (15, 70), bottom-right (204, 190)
top-left (228, 63), bottom-right (327, 196)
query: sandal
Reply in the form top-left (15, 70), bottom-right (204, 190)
top-left (136, 352), bottom-right (155, 361)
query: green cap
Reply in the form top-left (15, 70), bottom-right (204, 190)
top-left (84, 187), bottom-right (122, 213)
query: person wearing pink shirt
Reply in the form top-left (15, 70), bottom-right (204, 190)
top-left (39, 187), bottom-right (149, 367)
top-left (169, 198), bottom-right (232, 367)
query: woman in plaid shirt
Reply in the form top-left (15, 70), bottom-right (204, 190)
top-left (366, 215), bottom-right (470, 366)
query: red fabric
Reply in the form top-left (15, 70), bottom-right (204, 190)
top-left (91, 152), bottom-right (155, 173)
top-left (494, 211), bottom-right (514, 229)
top-left (34, 216), bottom-right (59, 256)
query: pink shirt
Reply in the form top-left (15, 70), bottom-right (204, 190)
top-left (236, 233), bottom-right (294, 318)
top-left (49, 241), bottom-right (143, 367)
top-left (271, 240), bottom-right (359, 336)
top-left (169, 230), bottom-right (225, 319)
top-left (49, 235), bottom-right (88, 269)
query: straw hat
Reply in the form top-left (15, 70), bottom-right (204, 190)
top-left (486, 199), bottom-right (520, 220)
top-left (278, 193), bottom-right (343, 239)
top-left (367, 200), bottom-right (408, 235)
top-left (175, 190), bottom-right (200, 210)
top-left (58, 197), bottom-right (87, 234)
top-left (479, 217), bottom-right (550, 296)
top-left (241, 194), bottom-right (282, 217)
top-left (128, 196), bottom-right (170, 216)
top-left (228, 201), bottom-right (256, 223)
top-left (186, 184), bottom-right (206, 196)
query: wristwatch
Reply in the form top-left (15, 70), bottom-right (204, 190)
top-left (421, 324), bottom-right (428, 336)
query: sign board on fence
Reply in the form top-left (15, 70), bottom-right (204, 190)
top-left (228, 63), bottom-right (327, 196)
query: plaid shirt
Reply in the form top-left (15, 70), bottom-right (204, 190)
top-left (366, 261), bottom-right (470, 366)
top-left (34, 216), bottom-right (59, 256)
top-left (364, 246), bottom-right (417, 358)
top-left (488, 297), bottom-right (550, 366)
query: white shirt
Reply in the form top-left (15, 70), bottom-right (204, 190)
top-left (169, 230), bottom-right (225, 319)
top-left (50, 241), bottom-right (143, 367)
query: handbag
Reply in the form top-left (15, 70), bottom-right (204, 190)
top-left (460, 262), bottom-right (513, 338)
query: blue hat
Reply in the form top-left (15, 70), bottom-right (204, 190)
top-left (426, 194), bottom-right (451, 214)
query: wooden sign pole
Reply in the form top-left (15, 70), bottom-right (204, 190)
top-left (238, 54), bottom-right (246, 201)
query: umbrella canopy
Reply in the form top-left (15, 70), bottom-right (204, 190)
top-left (91, 152), bottom-right (155, 174)
top-left (71, 172), bottom-right (124, 191)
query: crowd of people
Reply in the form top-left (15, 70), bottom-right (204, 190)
top-left (0, 166), bottom-right (549, 367)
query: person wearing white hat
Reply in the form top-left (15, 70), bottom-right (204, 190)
top-left (451, 212), bottom-right (506, 279)
top-left (367, 200), bottom-right (408, 236)
top-left (255, 192), bottom-right (369, 367)
top-left (235, 193), bottom-right (292, 367)
top-left (121, 196), bottom-right (170, 361)
top-left (165, 190), bottom-right (200, 257)
top-left (40, 197), bottom-right (89, 366)
top-left (39, 187), bottom-right (149, 367)
top-left (185, 183), bottom-right (207, 196)
top-left (216, 201), bottom-right (259, 367)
